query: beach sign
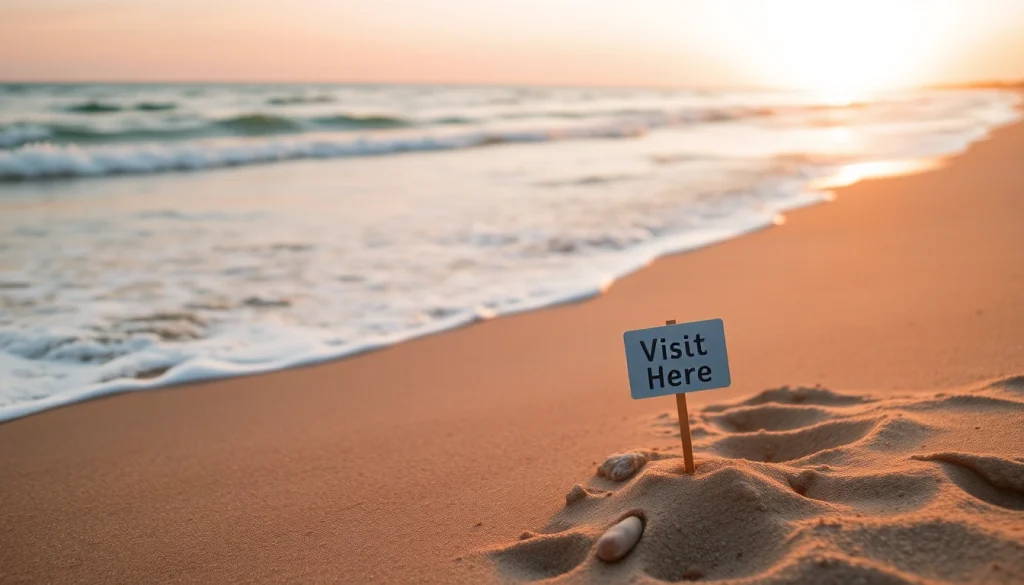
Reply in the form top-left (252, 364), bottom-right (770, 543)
top-left (623, 318), bottom-right (730, 474)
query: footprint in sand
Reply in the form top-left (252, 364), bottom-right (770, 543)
top-left (480, 376), bottom-right (1024, 584)
top-left (911, 452), bottom-right (1024, 511)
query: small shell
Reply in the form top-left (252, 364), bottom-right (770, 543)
top-left (596, 516), bottom-right (644, 562)
top-left (597, 452), bottom-right (649, 481)
top-left (565, 484), bottom-right (589, 505)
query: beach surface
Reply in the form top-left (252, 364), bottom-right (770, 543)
top-left (2, 120), bottom-right (1023, 583)
top-left (487, 378), bottom-right (1023, 583)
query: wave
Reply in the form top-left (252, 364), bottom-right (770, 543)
top-left (0, 182), bottom-right (828, 424)
top-left (0, 125), bottom-right (51, 149)
top-left (0, 123), bottom-right (204, 148)
top-left (1, 95), bottom-right (997, 180)
top-left (0, 113), bottom-right (418, 149)
top-left (61, 100), bottom-right (180, 115)
top-left (1, 104), bottom-right (772, 151)
top-left (267, 94), bottom-right (336, 105)
top-left (64, 101), bottom-right (123, 113)
top-left (495, 106), bottom-right (774, 122)
top-left (214, 113), bottom-right (303, 134)
top-left (433, 116), bottom-right (477, 125)
top-left (134, 102), bottom-right (177, 111)
top-left (3, 91), bottom-right (1017, 179)
top-left (311, 114), bottom-right (412, 129)
top-left (0, 102), bottom-right (769, 152)
top-left (0, 123), bottom-right (647, 180)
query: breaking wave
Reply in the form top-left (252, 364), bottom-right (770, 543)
top-left (0, 122), bottom-right (650, 180)
top-left (0, 84), bottom-right (1020, 422)
top-left (0, 102), bottom-right (778, 152)
top-left (62, 100), bottom-right (178, 113)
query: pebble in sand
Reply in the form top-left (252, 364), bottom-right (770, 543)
top-left (595, 515), bottom-right (644, 562)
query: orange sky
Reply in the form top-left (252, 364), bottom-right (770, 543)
top-left (2, 0), bottom-right (1023, 89)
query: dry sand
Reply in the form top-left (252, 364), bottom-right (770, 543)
top-left (485, 379), bottom-right (1024, 583)
top-left (2, 120), bottom-right (1024, 583)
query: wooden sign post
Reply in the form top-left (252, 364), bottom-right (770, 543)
top-left (622, 318), bottom-right (731, 475)
top-left (665, 320), bottom-right (696, 474)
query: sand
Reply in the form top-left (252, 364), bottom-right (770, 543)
top-left (2, 119), bottom-right (1024, 583)
top-left (485, 379), bottom-right (1024, 583)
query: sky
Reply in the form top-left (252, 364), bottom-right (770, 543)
top-left (2, 0), bottom-right (1024, 91)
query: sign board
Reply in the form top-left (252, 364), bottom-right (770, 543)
top-left (623, 318), bottom-right (731, 400)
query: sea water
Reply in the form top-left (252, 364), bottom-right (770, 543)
top-left (0, 83), bottom-right (1019, 420)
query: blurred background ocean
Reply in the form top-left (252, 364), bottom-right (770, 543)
top-left (0, 83), bottom-right (1019, 419)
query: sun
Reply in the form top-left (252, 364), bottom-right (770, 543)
top-left (737, 0), bottom-right (945, 98)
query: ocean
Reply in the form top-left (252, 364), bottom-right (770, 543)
top-left (0, 83), bottom-right (1019, 421)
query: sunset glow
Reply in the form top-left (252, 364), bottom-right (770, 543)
top-left (1, 0), bottom-right (1023, 88)
top-left (717, 0), bottom-right (965, 98)
top-left (755, 2), bottom-right (933, 95)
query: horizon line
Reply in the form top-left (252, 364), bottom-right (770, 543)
top-left (1, 78), bottom-right (1021, 92)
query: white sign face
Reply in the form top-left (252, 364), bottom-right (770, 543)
top-left (623, 318), bottom-right (731, 399)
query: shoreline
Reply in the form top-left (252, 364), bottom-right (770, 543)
top-left (0, 143), bottom-right (1006, 425)
top-left (1, 88), bottom-right (1018, 420)
top-left (2, 118), bottom-right (1023, 583)
top-left (0, 179), bottom-right (808, 424)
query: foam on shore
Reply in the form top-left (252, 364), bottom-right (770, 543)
top-left (1, 87), bottom-right (1020, 423)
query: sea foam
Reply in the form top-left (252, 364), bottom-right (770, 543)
top-left (0, 123), bottom-right (645, 180)
top-left (0, 85), bottom-right (1019, 422)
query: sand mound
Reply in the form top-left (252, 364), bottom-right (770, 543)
top-left (480, 377), bottom-right (1024, 583)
